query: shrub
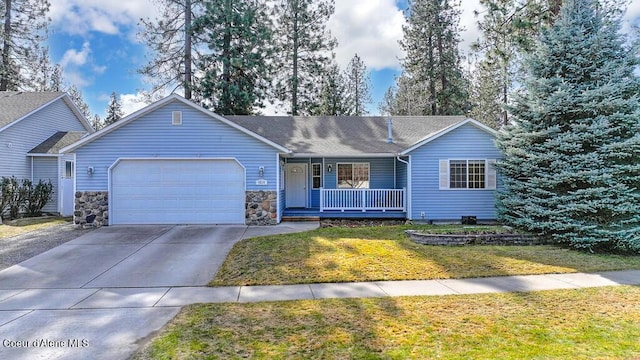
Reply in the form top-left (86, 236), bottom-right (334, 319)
top-left (24, 180), bottom-right (54, 217)
top-left (0, 177), bottom-right (54, 219)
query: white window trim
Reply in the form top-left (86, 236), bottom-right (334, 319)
top-left (172, 111), bottom-right (182, 125)
top-left (336, 162), bottom-right (370, 189)
top-left (439, 159), bottom-right (496, 190)
top-left (312, 163), bottom-right (322, 189)
top-left (65, 161), bottom-right (74, 179)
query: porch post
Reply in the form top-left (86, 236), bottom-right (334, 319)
top-left (319, 187), bottom-right (324, 212)
top-left (403, 187), bottom-right (407, 212)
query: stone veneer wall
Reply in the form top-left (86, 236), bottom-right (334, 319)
top-left (75, 191), bottom-right (109, 227)
top-left (75, 190), bottom-right (278, 227)
top-left (246, 190), bottom-right (277, 225)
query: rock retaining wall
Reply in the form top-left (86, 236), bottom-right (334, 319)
top-left (75, 191), bottom-right (109, 227)
top-left (405, 230), bottom-right (544, 246)
top-left (245, 190), bottom-right (277, 225)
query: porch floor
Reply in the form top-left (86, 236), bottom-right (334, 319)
top-left (283, 208), bottom-right (406, 219)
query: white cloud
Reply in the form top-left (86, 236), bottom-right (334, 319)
top-left (327, 0), bottom-right (483, 72)
top-left (120, 92), bottom-right (159, 116)
top-left (60, 41), bottom-right (91, 67)
top-left (459, 0), bottom-right (482, 56)
top-left (328, 0), bottom-right (405, 70)
top-left (49, 0), bottom-right (158, 36)
top-left (63, 70), bottom-right (91, 88)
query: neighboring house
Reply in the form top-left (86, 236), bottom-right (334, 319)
top-left (0, 92), bottom-right (93, 216)
top-left (62, 94), bottom-right (500, 226)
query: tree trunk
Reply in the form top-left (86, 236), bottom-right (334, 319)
top-left (427, 33), bottom-right (437, 116)
top-left (1, 0), bottom-right (12, 91)
top-left (184, 0), bottom-right (192, 100)
top-left (291, 0), bottom-right (299, 116)
top-left (433, 1), bottom-right (451, 115)
top-left (221, 0), bottom-right (232, 112)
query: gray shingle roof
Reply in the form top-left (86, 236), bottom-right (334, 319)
top-left (28, 131), bottom-right (88, 154)
top-left (0, 91), bottom-right (64, 129)
top-left (224, 116), bottom-right (467, 155)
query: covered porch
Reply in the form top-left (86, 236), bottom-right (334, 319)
top-left (280, 156), bottom-right (409, 220)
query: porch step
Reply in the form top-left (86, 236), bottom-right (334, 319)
top-left (282, 216), bottom-right (321, 222)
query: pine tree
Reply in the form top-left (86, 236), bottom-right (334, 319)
top-left (378, 85), bottom-right (397, 116)
top-left (471, 0), bottom-right (565, 126)
top-left (312, 61), bottom-right (348, 116)
top-left (90, 114), bottom-right (103, 131)
top-left (193, 0), bottom-right (273, 115)
top-left (343, 54), bottom-right (372, 116)
top-left (66, 85), bottom-right (92, 119)
top-left (496, 0), bottom-right (640, 252)
top-left (31, 47), bottom-right (62, 91)
top-left (138, 0), bottom-right (205, 101)
top-left (399, 0), bottom-right (468, 116)
top-left (468, 59), bottom-right (503, 129)
top-left (104, 92), bottom-right (124, 126)
top-left (273, 0), bottom-right (337, 115)
top-left (0, 0), bottom-right (52, 91)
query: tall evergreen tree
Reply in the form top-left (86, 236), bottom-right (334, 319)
top-left (139, 0), bottom-right (205, 101)
top-left (343, 54), bottom-right (372, 116)
top-left (471, 0), bottom-right (565, 126)
top-left (273, 0), bottom-right (336, 115)
top-left (313, 61), bottom-right (348, 116)
top-left (192, 0), bottom-right (273, 115)
top-left (104, 92), bottom-right (124, 126)
top-left (468, 59), bottom-right (503, 129)
top-left (399, 0), bottom-right (468, 116)
top-left (0, 0), bottom-right (52, 91)
top-left (496, 0), bottom-right (640, 252)
top-left (378, 85), bottom-right (397, 116)
top-left (66, 85), bottom-right (91, 119)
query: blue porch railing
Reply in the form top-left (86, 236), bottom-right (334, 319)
top-left (320, 188), bottom-right (406, 212)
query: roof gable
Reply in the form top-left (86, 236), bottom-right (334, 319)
top-left (400, 119), bottom-right (498, 155)
top-left (0, 91), bottom-right (93, 133)
top-left (61, 94), bottom-right (290, 154)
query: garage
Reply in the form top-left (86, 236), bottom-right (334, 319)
top-left (110, 158), bottom-right (245, 225)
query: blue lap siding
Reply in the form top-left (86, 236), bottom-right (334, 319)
top-left (407, 123), bottom-right (500, 221)
top-left (74, 101), bottom-right (280, 193)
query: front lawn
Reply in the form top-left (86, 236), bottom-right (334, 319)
top-left (211, 225), bottom-right (640, 286)
top-left (135, 286), bottom-right (640, 360)
top-left (0, 216), bottom-right (70, 239)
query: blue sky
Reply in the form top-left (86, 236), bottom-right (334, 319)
top-left (47, 0), bottom-right (640, 119)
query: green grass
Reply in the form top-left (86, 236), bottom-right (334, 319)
top-left (135, 286), bottom-right (640, 360)
top-left (211, 225), bottom-right (640, 286)
top-left (0, 216), bottom-right (70, 239)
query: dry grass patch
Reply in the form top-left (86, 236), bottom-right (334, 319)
top-left (135, 286), bottom-right (640, 359)
top-left (211, 226), bottom-right (640, 286)
top-left (0, 217), bottom-right (69, 239)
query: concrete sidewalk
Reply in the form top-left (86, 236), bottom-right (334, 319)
top-left (0, 270), bottom-right (638, 312)
top-left (0, 220), bottom-right (637, 360)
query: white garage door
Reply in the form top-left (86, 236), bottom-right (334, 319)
top-left (110, 159), bottom-right (245, 224)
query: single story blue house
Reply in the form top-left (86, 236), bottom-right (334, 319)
top-left (0, 91), bottom-right (93, 216)
top-left (61, 94), bottom-right (500, 226)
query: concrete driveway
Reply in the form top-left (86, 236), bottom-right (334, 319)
top-left (0, 222), bottom-right (318, 360)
